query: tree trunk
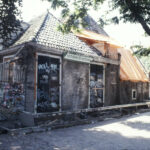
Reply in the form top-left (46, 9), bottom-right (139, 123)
top-left (125, 0), bottom-right (150, 36)
top-left (137, 16), bottom-right (150, 36)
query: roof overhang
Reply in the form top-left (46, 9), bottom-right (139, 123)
top-left (75, 30), bottom-right (123, 48)
top-left (0, 41), bottom-right (120, 65)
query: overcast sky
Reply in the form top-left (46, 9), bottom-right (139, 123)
top-left (21, 0), bottom-right (150, 48)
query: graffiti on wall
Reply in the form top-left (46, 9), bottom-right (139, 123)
top-left (90, 65), bottom-right (104, 108)
top-left (0, 83), bottom-right (25, 111)
top-left (37, 55), bottom-right (60, 113)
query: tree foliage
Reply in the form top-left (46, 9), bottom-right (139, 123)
top-left (0, 0), bottom-right (22, 49)
top-left (46, 0), bottom-right (150, 36)
top-left (131, 45), bottom-right (150, 57)
top-left (110, 0), bottom-right (150, 35)
top-left (46, 0), bottom-right (105, 33)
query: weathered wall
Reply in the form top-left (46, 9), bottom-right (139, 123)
top-left (105, 64), bottom-right (120, 106)
top-left (0, 56), bottom-right (3, 63)
top-left (119, 81), bottom-right (149, 104)
top-left (62, 61), bottom-right (121, 109)
top-left (24, 52), bottom-right (36, 113)
top-left (62, 60), bottom-right (89, 111)
top-left (143, 82), bottom-right (149, 99)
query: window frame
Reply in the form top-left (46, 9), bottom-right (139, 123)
top-left (132, 89), bottom-right (137, 100)
top-left (3, 55), bottom-right (16, 83)
top-left (88, 63), bottom-right (105, 108)
top-left (35, 53), bottom-right (62, 114)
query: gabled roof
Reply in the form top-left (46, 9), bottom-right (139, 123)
top-left (84, 15), bottom-right (109, 37)
top-left (14, 11), bottom-right (99, 57)
top-left (75, 24), bottom-right (149, 82)
top-left (76, 30), bottom-right (122, 47)
top-left (118, 48), bottom-right (149, 82)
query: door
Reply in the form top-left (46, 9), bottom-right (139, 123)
top-left (90, 64), bottom-right (104, 108)
top-left (37, 55), bottom-right (60, 113)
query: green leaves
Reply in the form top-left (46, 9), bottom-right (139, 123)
top-left (0, 0), bottom-right (23, 49)
top-left (47, 0), bottom-right (150, 36)
top-left (61, 8), bottom-right (70, 18)
top-left (131, 45), bottom-right (150, 57)
top-left (111, 16), bottom-right (119, 24)
top-left (51, 0), bottom-right (150, 37)
top-left (46, 0), bottom-right (68, 9)
top-left (46, 0), bottom-right (106, 33)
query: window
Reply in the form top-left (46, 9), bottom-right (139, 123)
top-left (3, 55), bottom-right (15, 83)
top-left (90, 64), bottom-right (104, 108)
top-left (132, 89), bottom-right (137, 100)
top-left (37, 55), bottom-right (61, 113)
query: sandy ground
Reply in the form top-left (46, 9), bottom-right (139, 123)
top-left (1, 112), bottom-right (150, 150)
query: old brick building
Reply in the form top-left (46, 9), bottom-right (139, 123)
top-left (0, 12), bottom-right (149, 126)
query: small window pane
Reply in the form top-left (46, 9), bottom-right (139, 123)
top-left (132, 89), bottom-right (137, 99)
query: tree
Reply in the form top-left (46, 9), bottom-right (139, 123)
top-left (1, 0), bottom-right (150, 55)
top-left (46, 0), bottom-right (150, 36)
top-left (0, 0), bottom-right (22, 49)
top-left (131, 45), bottom-right (150, 56)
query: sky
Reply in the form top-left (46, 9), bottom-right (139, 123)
top-left (21, 0), bottom-right (150, 48)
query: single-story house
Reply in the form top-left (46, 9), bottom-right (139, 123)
top-left (0, 12), bottom-right (149, 126)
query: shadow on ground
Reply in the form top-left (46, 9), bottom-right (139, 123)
top-left (0, 112), bottom-right (150, 150)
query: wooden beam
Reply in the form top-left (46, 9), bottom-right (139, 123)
top-left (27, 101), bottom-right (150, 117)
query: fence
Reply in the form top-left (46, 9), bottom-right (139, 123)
top-left (0, 62), bottom-right (25, 83)
top-left (0, 62), bottom-right (25, 112)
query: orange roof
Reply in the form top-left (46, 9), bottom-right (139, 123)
top-left (118, 48), bottom-right (149, 82)
top-left (75, 30), bottom-right (149, 82)
top-left (75, 30), bottom-right (122, 47)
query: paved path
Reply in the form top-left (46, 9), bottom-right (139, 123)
top-left (1, 112), bottom-right (150, 150)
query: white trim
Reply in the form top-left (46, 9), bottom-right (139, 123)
top-left (90, 62), bottom-right (105, 66)
top-left (132, 89), bottom-right (137, 100)
top-left (36, 52), bottom-right (62, 114)
top-left (3, 54), bottom-right (15, 63)
top-left (3, 54), bottom-right (16, 83)
top-left (37, 53), bottom-right (61, 59)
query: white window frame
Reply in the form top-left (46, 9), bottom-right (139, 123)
top-left (132, 89), bottom-right (137, 100)
top-left (35, 53), bottom-right (62, 114)
top-left (88, 62), bottom-right (105, 108)
top-left (3, 55), bottom-right (15, 63)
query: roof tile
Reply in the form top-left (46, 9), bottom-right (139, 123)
top-left (14, 12), bottom-right (99, 57)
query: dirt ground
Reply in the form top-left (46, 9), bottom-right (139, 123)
top-left (1, 111), bottom-right (150, 150)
